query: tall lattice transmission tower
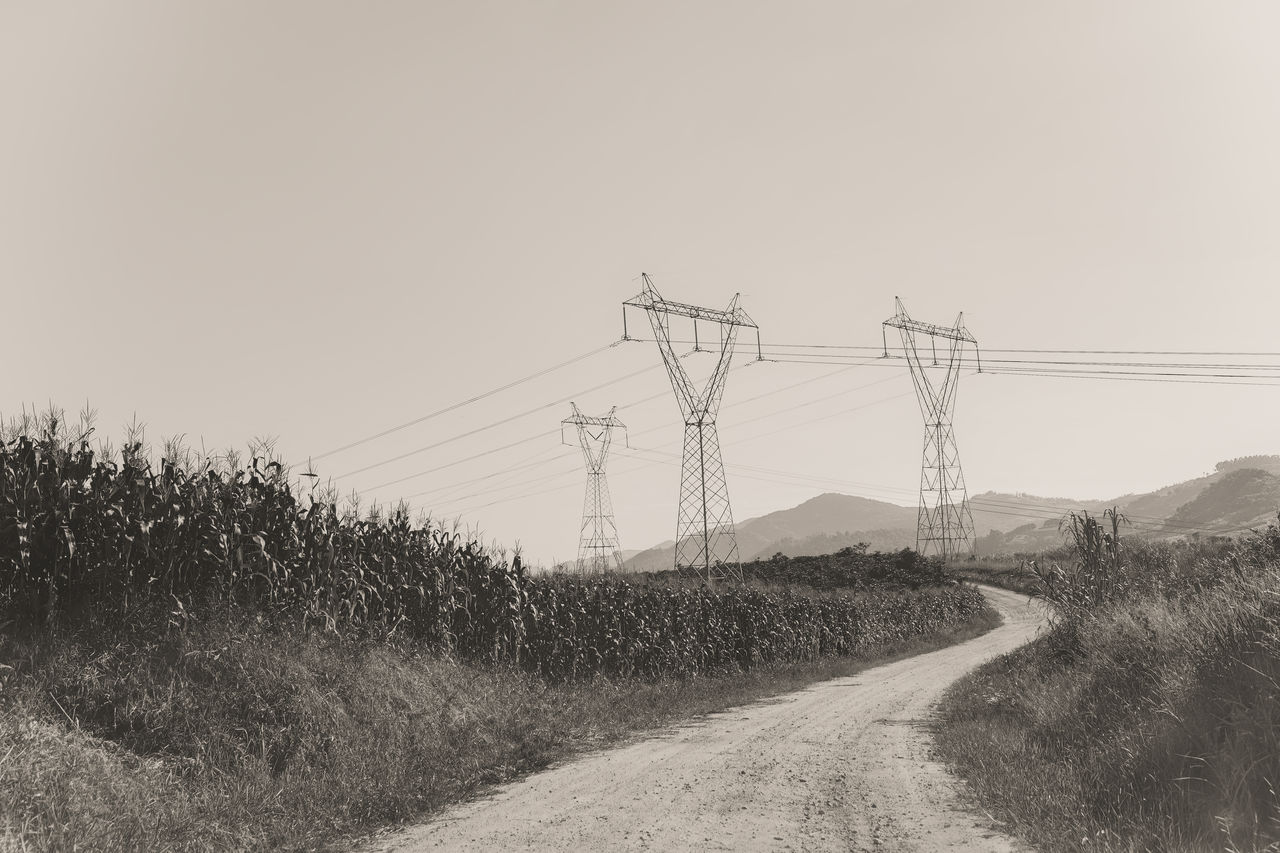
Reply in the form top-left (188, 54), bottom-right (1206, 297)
top-left (882, 297), bottom-right (982, 559)
top-left (622, 274), bottom-right (761, 582)
top-left (562, 403), bottom-right (627, 574)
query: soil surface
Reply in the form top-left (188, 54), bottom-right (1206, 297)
top-left (364, 585), bottom-right (1045, 852)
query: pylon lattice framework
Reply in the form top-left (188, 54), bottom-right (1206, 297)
top-left (882, 297), bottom-right (982, 559)
top-left (562, 403), bottom-right (626, 574)
top-left (623, 274), bottom-right (761, 582)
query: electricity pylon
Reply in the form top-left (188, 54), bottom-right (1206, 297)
top-left (622, 274), bottom-right (762, 582)
top-left (562, 403), bottom-right (626, 574)
top-left (882, 297), bottom-right (981, 559)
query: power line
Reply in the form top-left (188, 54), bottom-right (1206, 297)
top-left (764, 351), bottom-right (1280, 375)
top-left (437, 458), bottom-right (655, 517)
top-left (422, 371), bottom-right (909, 514)
top-left (628, 337), bottom-right (1280, 358)
top-left (756, 341), bottom-right (1280, 357)
top-left (325, 338), bottom-right (1280, 483)
top-left (958, 348), bottom-right (1280, 357)
top-left (331, 363), bottom-right (661, 481)
top-left (981, 358), bottom-right (1280, 370)
top-left (316, 332), bottom-right (1277, 544)
top-left (356, 361), bottom-right (760, 502)
top-left (723, 385), bottom-right (922, 448)
top-left (982, 364), bottom-right (1280, 380)
top-left (402, 360), bottom-right (1267, 541)
top-left (308, 343), bottom-right (616, 463)
top-left (415, 460), bottom-right (583, 509)
top-left (361, 429), bottom-right (563, 492)
top-left (983, 368), bottom-right (1280, 388)
top-left (622, 362), bottom-right (885, 446)
top-left (334, 344), bottom-right (1278, 496)
top-left (762, 355), bottom-right (1280, 385)
top-left (400, 445), bottom-right (573, 503)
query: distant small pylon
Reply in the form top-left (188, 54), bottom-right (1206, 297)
top-left (562, 403), bottom-right (626, 573)
top-left (882, 297), bottom-right (981, 559)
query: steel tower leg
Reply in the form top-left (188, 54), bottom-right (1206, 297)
top-left (675, 421), bottom-right (738, 579)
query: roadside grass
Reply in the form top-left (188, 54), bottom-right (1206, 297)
top-left (2, 596), bottom-right (1000, 853)
top-left (944, 555), bottom-right (1053, 596)
top-left (935, 524), bottom-right (1280, 852)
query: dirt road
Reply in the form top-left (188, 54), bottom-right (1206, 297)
top-left (366, 585), bottom-right (1045, 852)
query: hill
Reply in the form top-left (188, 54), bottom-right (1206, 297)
top-left (624, 456), bottom-right (1280, 568)
top-left (1162, 468), bottom-right (1280, 533)
top-left (623, 494), bottom-right (916, 572)
top-left (973, 457), bottom-right (1280, 554)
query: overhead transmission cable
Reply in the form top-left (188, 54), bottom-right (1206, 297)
top-left (417, 360), bottom-right (909, 514)
top-left (750, 341), bottom-right (1280, 357)
top-left (357, 359), bottom-right (759, 497)
top-left (400, 366), bottom-right (1260, 539)
top-left (309, 343), bottom-right (615, 463)
top-left (980, 372), bottom-right (1280, 389)
top-left (345, 333), bottom-right (1274, 494)
top-left (311, 336), bottom-right (1280, 487)
top-left (434, 373), bottom-right (920, 517)
top-left (331, 362), bottom-right (662, 481)
top-left (401, 444), bottom-right (575, 504)
top-left (360, 429), bottom-right (563, 493)
top-left (344, 336), bottom-right (1277, 533)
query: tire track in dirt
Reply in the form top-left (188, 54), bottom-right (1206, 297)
top-left (364, 585), bottom-right (1045, 852)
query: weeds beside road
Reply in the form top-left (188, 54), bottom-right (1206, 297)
top-left (936, 513), bottom-right (1280, 852)
top-left (0, 411), bottom-right (998, 852)
top-left (0, 595), bottom-right (999, 852)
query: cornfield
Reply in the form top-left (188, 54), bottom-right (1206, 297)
top-left (522, 577), bottom-right (984, 680)
top-left (0, 421), bottom-right (984, 681)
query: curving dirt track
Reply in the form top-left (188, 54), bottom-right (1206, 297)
top-left (365, 586), bottom-right (1045, 852)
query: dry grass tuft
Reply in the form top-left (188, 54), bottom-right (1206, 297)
top-left (2, 595), bottom-right (999, 852)
top-left (936, 519), bottom-right (1280, 852)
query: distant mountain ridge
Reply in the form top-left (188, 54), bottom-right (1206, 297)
top-left (622, 493), bottom-right (917, 573)
top-left (622, 456), bottom-right (1280, 570)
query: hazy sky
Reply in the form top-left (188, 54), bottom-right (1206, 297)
top-left (4, 2), bottom-right (1279, 565)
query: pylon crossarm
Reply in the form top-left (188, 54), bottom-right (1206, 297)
top-left (884, 297), bottom-right (976, 345)
top-left (624, 284), bottom-right (757, 331)
top-left (884, 315), bottom-right (976, 344)
top-left (562, 413), bottom-right (624, 430)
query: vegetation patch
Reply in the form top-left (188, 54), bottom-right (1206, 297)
top-left (0, 412), bottom-right (997, 851)
top-left (935, 512), bottom-right (1280, 852)
top-left (0, 415), bottom-right (984, 680)
top-left (943, 554), bottom-right (1047, 595)
top-left (1, 594), bottom-right (999, 852)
